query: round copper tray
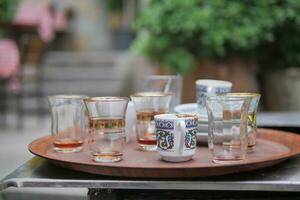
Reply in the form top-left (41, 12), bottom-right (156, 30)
top-left (28, 128), bottom-right (300, 178)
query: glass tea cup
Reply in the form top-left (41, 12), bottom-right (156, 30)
top-left (225, 93), bottom-right (261, 152)
top-left (131, 92), bottom-right (172, 151)
top-left (48, 95), bottom-right (88, 153)
top-left (84, 97), bottom-right (129, 162)
top-left (205, 95), bottom-right (251, 163)
top-left (141, 75), bottom-right (182, 110)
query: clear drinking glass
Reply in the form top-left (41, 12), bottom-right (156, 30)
top-left (48, 95), bottom-right (88, 153)
top-left (205, 95), bottom-right (251, 163)
top-left (226, 93), bottom-right (261, 152)
top-left (84, 97), bottom-right (129, 162)
top-left (131, 92), bottom-right (172, 151)
top-left (141, 75), bottom-right (182, 110)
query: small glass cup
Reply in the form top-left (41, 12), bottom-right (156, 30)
top-left (131, 92), bottom-right (172, 151)
top-left (205, 95), bottom-right (251, 163)
top-left (141, 75), bottom-right (182, 110)
top-left (48, 95), bottom-right (88, 153)
top-left (84, 97), bottom-right (129, 162)
top-left (226, 93), bottom-right (261, 152)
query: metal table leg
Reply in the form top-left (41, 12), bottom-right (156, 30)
top-left (0, 79), bottom-right (7, 128)
top-left (87, 189), bottom-right (121, 200)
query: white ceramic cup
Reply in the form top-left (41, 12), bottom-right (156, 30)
top-left (154, 114), bottom-right (198, 162)
top-left (196, 79), bottom-right (232, 110)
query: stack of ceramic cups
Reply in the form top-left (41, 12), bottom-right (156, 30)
top-left (174, 80), bottom-right (232, 142)
top-left (196, 79), bottom-right (233, 131)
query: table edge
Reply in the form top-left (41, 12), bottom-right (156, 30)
top-left (2, 178), bottom-right (300, 192)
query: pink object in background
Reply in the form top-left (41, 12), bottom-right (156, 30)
top-left (13, 1), bottom-right (60, 42)
top-left (0, 39), bottom-right (20, 92)
top-left (53, 10), bottom-right (67, 31)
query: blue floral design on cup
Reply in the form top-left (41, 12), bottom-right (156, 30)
top-left (185, 128), bottom-right (197, 149)
top-left (196, 80), bottom-right (232, 109)
top-left (157, 130), bottom-right (174, 150)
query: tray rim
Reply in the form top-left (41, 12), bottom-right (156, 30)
top-left (28, 128), bottom-right (300, 177)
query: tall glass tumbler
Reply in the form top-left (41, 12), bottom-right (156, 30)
top-left (142, 75), bottom-right (182, 110)
top-left (226, 93), bottom-right (261, 152)
top-left (84, 97), bottom-right (129, 162)
top-left (205, 95), bottom-right (251, 163)
top-left (48, 95), bottom-right (88, 153)
top-left (131, 92), bottom-right (172, 151)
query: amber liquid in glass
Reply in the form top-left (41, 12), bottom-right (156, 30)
top-left (136, 110), bottom-right (166, 121)
top-left (92, 151), bottom-right (123, 159)
top-left (53, 139), bottom-right (83, 149)
top-left (136, 110), bottom-right (166, 150)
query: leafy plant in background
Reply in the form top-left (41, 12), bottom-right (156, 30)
top-left (258, 9), bottom-right (300, 69)
top-left (132, 0), bottom-right (300, 74)
top-left (107, 0), bottom-right (123, 12)
top-left (0, 0), bottom-right (19, 37)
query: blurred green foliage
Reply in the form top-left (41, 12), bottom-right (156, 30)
top-left (0, 0), bottom-right (19, 22)
top-left (107, 0), bottom-right (123, 12)
top-left (132, 0), bottom-right (300, 74)
top-left (0, 0), bottom-right (19, 37)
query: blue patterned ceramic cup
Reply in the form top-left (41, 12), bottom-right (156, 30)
top-left (196, 79), bottom-right (232, 111)
top-left (154, 114), bottom-right (198, 162)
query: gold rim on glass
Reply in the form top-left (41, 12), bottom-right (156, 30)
top-left (48, 94), bottom-right (88, 100)
top-left (225, 93), bottom-right (261, 98)
top-left (206, 94), bottom-right (253, 101)
top-left (83, 96), bottom-right (129, 102)
top-left (131, 92), bottom-right (172, 97)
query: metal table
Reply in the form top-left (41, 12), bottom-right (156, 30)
top-left (257, 111), bottom-right (300, 129)
top-left (1, 153), bottom-right (300, 199)
top-left (1, 112), bottom-right (300, 199)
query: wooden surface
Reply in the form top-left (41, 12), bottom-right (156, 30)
top-left (28, 128), bottom-right (300, 178)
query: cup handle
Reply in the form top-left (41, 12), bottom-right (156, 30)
top-left (177, 121), bottom-right (186, 155)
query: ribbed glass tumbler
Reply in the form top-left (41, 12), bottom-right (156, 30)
top-left (205, 95), bottom-right (251, 163)
top-left (48, 95), bottom-right (88, 153)
top-left (225, 93), bottom-right (261, 152)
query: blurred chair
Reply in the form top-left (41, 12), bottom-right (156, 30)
top-left (0, 39), bottom-right (20, 127)
top-left (16, 35), bottom-right (47, 130)
top-left (9, 1), bottom-right (68, 129)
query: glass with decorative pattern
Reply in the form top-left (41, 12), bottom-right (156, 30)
top-left (84, 97), bottom-right (129, 162)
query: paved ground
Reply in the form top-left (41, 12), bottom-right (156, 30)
top-left (0, 113), bottom-right (86, 200)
